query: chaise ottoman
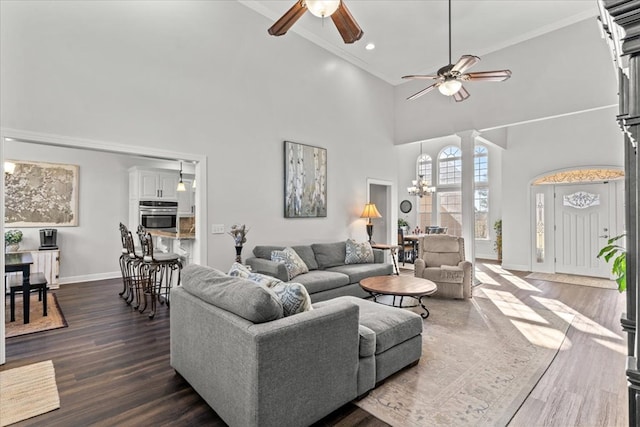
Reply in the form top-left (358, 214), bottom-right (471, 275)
top-left (315, 296), bottom-right (423, 387)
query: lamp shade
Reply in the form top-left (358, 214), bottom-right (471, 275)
top-left (360, 203), bottom-right (382, 219)
top-left (305, 0), bottom-right (340, 17)
top-left (438, 78), bottom-right (462, 96)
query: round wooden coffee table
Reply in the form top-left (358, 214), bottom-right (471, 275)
top-left (360, 275), bottom-right (437, 319)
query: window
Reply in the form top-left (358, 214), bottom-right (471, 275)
top-left (474, 145), bottom-right (488, 183)
top-left (474, 145), bottom-right (489, 239)
top-left (438, 146), bottom-right (462, 185)
top-left (417, 154), bottom-right (433, 230)
top-left (535, 193), bottom-right (545, 262)
top-left (439, 191), bottom-right (462, 237)
top-left (417, 154), bottom-right (432, 184)
top-left (474, 189), bottom-right (489, 239)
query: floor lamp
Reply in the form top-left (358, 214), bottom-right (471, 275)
top-left (360, 203), bottom-right (382, 243)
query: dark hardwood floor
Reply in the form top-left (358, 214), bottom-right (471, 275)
top-left (2, 262), bottom-right (627, 426)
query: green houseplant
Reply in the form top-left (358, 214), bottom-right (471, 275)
top-left (597, 234), bottom-right (626, 292)
top-left (493, 219), bottom-right (502, 262)
top-left (5, 229), bottom-right (23, 252)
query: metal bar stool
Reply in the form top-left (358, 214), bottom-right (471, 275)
top-left (137, 231), bottom-right (182, 319)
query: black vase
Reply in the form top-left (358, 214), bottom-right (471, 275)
top-left (235, 246), bottom-right (243, 263)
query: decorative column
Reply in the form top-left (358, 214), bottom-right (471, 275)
top-left (599, 2), bottom-right (640, 425)
top-left (457, 130), bottom-right (480, 266)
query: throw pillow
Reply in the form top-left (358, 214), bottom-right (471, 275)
top-left (270, 282), bottom-right (313, 317)
top-left (345, 239), bottom-right (374, 264)
top-left (271, 247), bottom-right (309, 280)
top-left (229, 262), bottom-right (284, 288)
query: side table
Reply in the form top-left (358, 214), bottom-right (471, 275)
top-left (370, 244), bottom-right (400, 275)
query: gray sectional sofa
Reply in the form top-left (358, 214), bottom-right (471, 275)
top-left (245, 241), bottom-right (394, 302)
top-left (171, 264), bottom-right (423, 427)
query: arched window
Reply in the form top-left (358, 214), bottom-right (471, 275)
top-left (438, 146), bottom-right (462, 185)
top-left (474, 145), bottom-right (489, 239)
top-left (474, 145), bottom-right (488, 183)
top-left (437, 146), bottom-right (462, 236)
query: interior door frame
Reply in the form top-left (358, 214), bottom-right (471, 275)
top-left (0, 127), bottom-right (208, 365)
top-left (366, 178), bottom-right (395, 246)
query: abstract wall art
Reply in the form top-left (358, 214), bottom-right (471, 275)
top-left (284, 141), bottom-right (327, 218)
top-left (4, 160), bottom-right (79, 226)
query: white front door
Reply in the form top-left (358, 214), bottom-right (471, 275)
top-left (554, 183), bottom-right (611, 278)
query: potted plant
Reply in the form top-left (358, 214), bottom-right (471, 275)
top-left (5, 229), bottom-right (23, 253)
top-left (597, 234), bottom-right (626, 292)
top-left (493, 219), bottom-right (502, 262)
top-left (398, 218), bottom-right (410, 234)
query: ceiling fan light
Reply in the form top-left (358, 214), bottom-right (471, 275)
top-left (438, 78), bottom-right (462, 96)
top-left (305, 0), bottom-right (340, 18)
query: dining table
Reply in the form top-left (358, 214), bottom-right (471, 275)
top-left (5, 252), bottom-right (34, 324)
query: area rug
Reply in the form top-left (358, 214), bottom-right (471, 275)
top-left (355, 289), bottom-right (573, 427)
top-left (4, 293), bottom-right (68, 338)
top-left (0, 360), bottom-right (60, 426)
top-left (525, 272), bottom-right (617, 290)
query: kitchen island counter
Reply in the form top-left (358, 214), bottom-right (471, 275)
top-left (148, 230), bottom-right (195, 240)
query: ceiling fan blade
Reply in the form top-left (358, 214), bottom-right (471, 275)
top-left (407, 83), bottom-right (439, 101)
top-left (451, 55), bottom-right (480, 74)
top-left (331, 1), bottom-right (363, 44)
top-left (402, 74), bottom-right (440, 80)
top-left (463, 70), bottom-right (512, 82)
top-left (268, 1), bottom-right (307, 36)
top-left (453, 85), bottom-right (470, 102)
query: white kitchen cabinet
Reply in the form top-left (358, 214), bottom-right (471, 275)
top-left (129, 167), bottom-right (179, 201)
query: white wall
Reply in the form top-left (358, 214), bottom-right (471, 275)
top-left (4, 141), bottom-right (186, 282)
top-left (0, 1), bottom-right (396, 272)
top-left (394, 18), bottom-right (618, 143)
top-left (501, 106), bottom-right (623, 271)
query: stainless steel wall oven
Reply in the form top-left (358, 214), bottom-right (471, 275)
top-left (139, 200), bottom-right (178, 232)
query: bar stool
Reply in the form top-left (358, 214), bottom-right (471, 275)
top-left (137, 231), bottom-right (182, 319)
top-left (119, 223), bottom-right (133, 300)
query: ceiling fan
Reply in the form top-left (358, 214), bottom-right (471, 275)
top-left (402, 0), bottom-right (512, 102)
top-left (268, 0), bottom-right (363, 44)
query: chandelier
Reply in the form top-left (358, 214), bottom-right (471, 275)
top-left (407, 176), bottom-right (435, 198)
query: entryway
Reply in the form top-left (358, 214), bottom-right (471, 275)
top-left (530, 167), bottom-right (624, 278)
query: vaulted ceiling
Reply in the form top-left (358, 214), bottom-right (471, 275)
top-left (239, 0), bottom-right (600, 85)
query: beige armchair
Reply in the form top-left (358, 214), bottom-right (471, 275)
top-left (414, 235), bottom-right (473, 299)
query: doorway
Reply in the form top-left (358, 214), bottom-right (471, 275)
top-left (367, 179), bottom-right (394, 245)
top-left (530, 167), bottom-right (624, 277)
top-left (554, 182), bottom-right (611, 278)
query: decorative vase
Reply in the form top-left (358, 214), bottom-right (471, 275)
top-left (6, 243), bottom-right (19, 253)
top-left (235, 246), bottom-right (243, 264)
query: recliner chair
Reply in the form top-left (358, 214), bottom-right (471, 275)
top-left (414, 234), bottom-right (473, 299)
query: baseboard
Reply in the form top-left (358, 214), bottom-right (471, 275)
top-left (59, 271), bottom-right (121, 285)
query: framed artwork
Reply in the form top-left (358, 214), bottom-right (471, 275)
top-left (284, 141), bottom-right (327, 218)
top-left (4, 160), bottom-right (79, 227)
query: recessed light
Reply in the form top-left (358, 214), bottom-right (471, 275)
top-left (365, 43), bottom-right (375, 51)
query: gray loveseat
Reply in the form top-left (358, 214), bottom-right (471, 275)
top-left (171, 264), bottom-right (423, 427)
top-left (245, 241), bottom-right (393, 302)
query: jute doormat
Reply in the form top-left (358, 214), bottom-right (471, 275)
top-left (5, 293), bottom-right (68, 338)
top-left (525, 272), bottom-right (617, 290)
top-left (355, 289), bottom-right (573, 427)
top-left (0, 360), bottom-right (60, 426)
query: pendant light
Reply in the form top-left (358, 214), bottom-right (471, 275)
top-left (177, 161), bottom-right (186, 192)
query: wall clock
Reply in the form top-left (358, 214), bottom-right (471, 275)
top-left (400, 200), bottom-right (412, 213)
